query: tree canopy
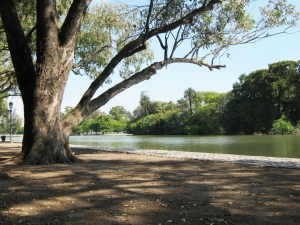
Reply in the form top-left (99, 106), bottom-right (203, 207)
top-left (109, 106), bottom-right (131, 121)
top-left (223, 60), bottom-right (300, 134)
top-left (129, 88), bottom-right (228, 135)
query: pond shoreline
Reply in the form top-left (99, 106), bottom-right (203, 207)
top-left (70, 145), bottom-right (300, 169)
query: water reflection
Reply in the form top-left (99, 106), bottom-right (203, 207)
top-left (69, 135), bottom-right (300, 158)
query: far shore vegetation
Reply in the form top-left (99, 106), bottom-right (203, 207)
top-left (59, 60), bottom-right (300, 136)
top-left (2, 60), bottom-right (299, 137)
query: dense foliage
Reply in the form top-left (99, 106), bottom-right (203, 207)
top-left (223, 60), bottom-right (300, 134)
top-left (71, 114), bottom-right (129, 135)
top-left (62, 61), bottom-right (300, 136)
top-left (128, 60), bottom-right (300, 135)
top-left (129, 90), bottom-right (228, 135)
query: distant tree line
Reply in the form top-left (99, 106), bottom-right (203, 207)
top-left (129, 90), bottom-right (228, 135)
top-left (65, 60), bottom-right (300, 135)
top-left (61, 106), bottom-right (131, 135)
top-left (129, 60), bottom-right (300, 135)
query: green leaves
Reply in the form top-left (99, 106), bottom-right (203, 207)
top-left (109, 106), bottom-right (131, 120)
top-left (270, 117), bottom-right (299, 135)
top-left (130, 90), bottom-right (227, 135)
top-left (260, 0), bottom-right (300, 27)
top-left (224, 60), bottom-right (300, 134)
top-left (73, 1), bottom-right (153, 80)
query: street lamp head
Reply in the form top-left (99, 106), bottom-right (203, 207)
top-left (9, 102), bottom-right (13, 110)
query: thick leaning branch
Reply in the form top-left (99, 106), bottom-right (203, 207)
top-left (88, 59), bottom-right (225, 111)
top-left (61, 58), bottom-right (225, 133)
top-left (76, 0), bottom-right (223, 109)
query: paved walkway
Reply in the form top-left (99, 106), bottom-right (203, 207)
top-left (71, 145), bottom-right (300, 169)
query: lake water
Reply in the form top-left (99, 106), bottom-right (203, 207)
top-left (69, 135), bottom-right (300, 158)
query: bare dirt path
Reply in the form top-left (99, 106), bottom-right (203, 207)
top-left (1, 143), bottom-right (300, 225)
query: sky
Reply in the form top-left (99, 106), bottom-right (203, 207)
top-left (8, 0), bottom-right (300, 117)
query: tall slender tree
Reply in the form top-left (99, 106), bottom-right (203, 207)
top-left (184, 87), bottom-right (197, 113)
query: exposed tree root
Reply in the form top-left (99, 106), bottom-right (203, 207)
top-left (19, 151), bottom-right (83, 165)
top-left (2, 152), bottom-right (24, 165)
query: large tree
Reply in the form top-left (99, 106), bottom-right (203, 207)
top-left (109, 106), bottom-right (131, 121)
top-left (0, 0), bottom-right (299, 164)
top-left (223, 60), bottom-right (300, 134)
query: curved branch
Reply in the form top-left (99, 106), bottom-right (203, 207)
top-left (26, 25), bottom-right (37, 39)
top-left (156, 34), bottom-right (166, 50)
top-left (67, 0), bottom-right (223, 125)
top-left (61, 57), bottom-right (225, 133)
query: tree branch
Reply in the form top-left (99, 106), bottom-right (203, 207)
top-left (61, 57), bottom-right (225, 133)
top-left (59, 0), bottom-right (92, 47)
top-left (170, 26), bottom-right (185, 59)
top-left (143, 0), bottom-right (154, 44)
top-left (0, 0), bottom-right (35, 93)
top-left (71, 0), bottom-right (223, 118)
top-left (26, 25), bottom-right (37, 38)
top-left (156, 35), bottom-right (166, 50)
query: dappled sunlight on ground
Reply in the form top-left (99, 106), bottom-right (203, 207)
top-left (1, 143), bottom-right (300, 224)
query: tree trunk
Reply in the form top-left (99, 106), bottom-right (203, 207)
top-left (19, 63), bottom-right (80, 164)
top-left (18, 9), bottom-right (81, 164)
top-left (5, 0), bottom-right (88, 165)
top-left (20, 98), bottom-right (79, 165)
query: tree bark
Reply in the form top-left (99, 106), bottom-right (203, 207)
top-left (20, 58), bottom-right (80, 164)
top-left (0, 0), bottom-right (89, 164)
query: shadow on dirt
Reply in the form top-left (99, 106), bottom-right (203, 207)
top-left (1, 147), bottom-right (300, 224)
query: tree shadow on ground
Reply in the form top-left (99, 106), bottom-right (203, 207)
top-left (1, 147), bottom-right (300, 225)
top-left (0, 145), bottom-right (22, 162)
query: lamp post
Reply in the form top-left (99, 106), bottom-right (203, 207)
top-left (9, 102), bottom-right (13, 143)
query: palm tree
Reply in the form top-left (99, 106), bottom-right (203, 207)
top-left (184, 87), bottom-right (197, 109)
top-left (139, 96), bottom-right (152, 116)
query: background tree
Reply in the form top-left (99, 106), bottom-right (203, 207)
top-left (1, 0), bottom-right (299, 164)
top-left (190, 92), bottom-right (228, 134)
top-left (90, 115), bottom-right (112, 134)
top-left (74, 120), bottom-right (91, 135)
top-left (130, 91), bottom-right (227, 135)
top-left (110, 119), bottom-right (128, 133)
top-left (109, 106), bottom-right (131, 121)
top-left (268, 60), bottom-right (300, 123)
top-left (140, 96), bottom-right (152, 116)
top-left (223, 60), bottom-right (300, 134)
top-left (176, 98), bottom-right (189, 113)
top-left (184, 87), bottom-right (197, 113)
top-left (0, 111), bottom-right (23, 135)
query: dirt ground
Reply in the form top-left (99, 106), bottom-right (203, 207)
top-left (1, 143), bottom-right (300, 225)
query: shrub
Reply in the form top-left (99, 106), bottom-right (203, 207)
top-left (270, 118), bottom-right (299, 135)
